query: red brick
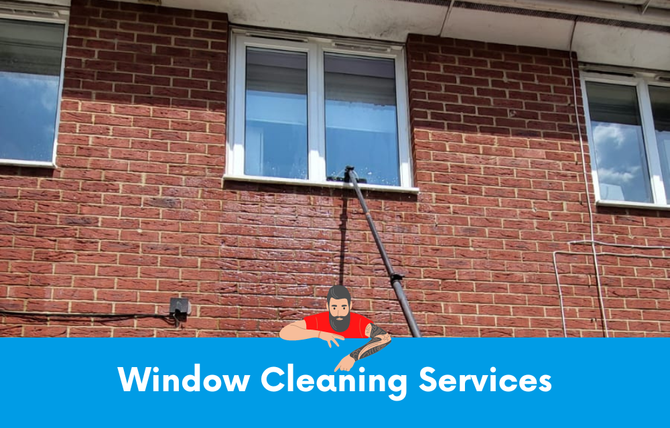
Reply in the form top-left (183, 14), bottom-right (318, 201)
top-left (23, 326), bottom-right (68, 337)
top-left (2, 2), bottom-right (668, 340)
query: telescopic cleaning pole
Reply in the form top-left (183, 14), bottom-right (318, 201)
top-left (344, 166), bottom-right (422, 337)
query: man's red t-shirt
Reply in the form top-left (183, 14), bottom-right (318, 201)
top-left (304, 312), bottom-right (372, 338)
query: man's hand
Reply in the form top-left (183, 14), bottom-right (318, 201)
top-left (279, 320), bottom-right (344, 347)
top-left (334, 355), bottom-right (355, 372)
top-left (319, 332), bottom-right (345, 348)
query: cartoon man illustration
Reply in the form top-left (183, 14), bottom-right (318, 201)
top-left (279, 285), bottom-right (391, 372)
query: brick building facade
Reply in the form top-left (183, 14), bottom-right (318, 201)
top-left (1, 0), bottom-right (669, 337)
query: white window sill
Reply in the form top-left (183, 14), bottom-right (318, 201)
top-left (0, 159), bottom-right (56, 168)
top-left (596, 199), bottom-right (670, 211)
top-left (223, 174), bottom-right (420, 194)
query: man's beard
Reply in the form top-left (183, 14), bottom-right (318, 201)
top-left (330, 313), bottom-right (350, 332)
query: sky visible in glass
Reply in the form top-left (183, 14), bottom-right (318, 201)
top-left (591, 121), bottom-right (651, 202)
top-left (649, 85), bottom-right (670, 201)
top-left (0, 72), bottom-right (59, 162)
top-left (586, 82), bottom-right (652, 203)
top-left (1, 18), bottom-right (64, 163)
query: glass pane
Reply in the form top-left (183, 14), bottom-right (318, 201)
top-left (0, 18), bottom-right (64, 163)
top-left (586, 82), bottom-right (652, 203)
top-left (324, 54), bottom-right (399, 186)
top-left (245, 48), bottom-right (307, 179)
top-left (649, 86), bottom-right (670, 202)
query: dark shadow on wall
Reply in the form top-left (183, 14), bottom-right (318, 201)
top-left (339, 196), bottom-right (348, 286)
top-left (0, 166), bottom-right (57, 178)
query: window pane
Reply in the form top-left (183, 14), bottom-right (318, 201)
top-left (0, 18), bottom-right (64, 163)
top-left (649, 86), bottom-right (670, 202)
top-left (324, 54), bottom-right (399, 186)
top-left (586, 82), bottom-right (652, 203)
top-left (245, 48), bottom-right (308, 179)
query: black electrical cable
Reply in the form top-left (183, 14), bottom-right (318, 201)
top-left (0, 309), bottom-right (177, 326)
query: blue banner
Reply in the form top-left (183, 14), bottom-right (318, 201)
top-left (2, 338), bottom-right (667, 427)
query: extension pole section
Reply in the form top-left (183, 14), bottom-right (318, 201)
top-left (344, 166), bottom-right (422, 338)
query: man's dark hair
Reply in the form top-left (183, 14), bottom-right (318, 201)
top-left (326, 285), bottom-right (351, 305)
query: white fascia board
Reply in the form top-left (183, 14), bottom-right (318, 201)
top-left (573, 22), bottom-right (670, 72)
top-left (442, 7), bottom-right (574, 50)
top-left (461, 0), bottom-right (670, 28)
top-left (6, 0), bottom-right (70, 7)
top-left (162, 0), bottom-right (447, 42)
top-left (120, 0), bottom-right (670, 31)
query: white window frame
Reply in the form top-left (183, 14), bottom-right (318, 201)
top-left (0, 3), bottom-right (69, 168)
top-left (227, 28), bottom-right (416, 193)
top-left (582, 72), bottom-right (670, 209)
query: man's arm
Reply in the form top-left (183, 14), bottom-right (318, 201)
top-left (279, 320), bottom-right (344, 348)
top-left (335, 323), bottom-right (391, 372)
top-left (350, 323), bottom-right (391, 361)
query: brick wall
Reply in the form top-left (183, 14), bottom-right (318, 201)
top-left (406, 35), bottom-right (670, 337)
top-left (0, 0), bottom-right (229, 337)
top-left (1, 1), bottom-right (668, 337)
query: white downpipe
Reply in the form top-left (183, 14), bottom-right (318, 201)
top-left (559, 18), bottom-right (670, 337)
top-left (553, 241), bottom-right (670, 337)
top-left (568, 18), bottom-right (610, 337)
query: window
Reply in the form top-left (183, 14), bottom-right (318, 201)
top-left (0, 9), bottom-right (67, 167)
top-left (228, 30), bottom-right (412, 189)
top-left (583, 74), bottom-right (670, 207)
